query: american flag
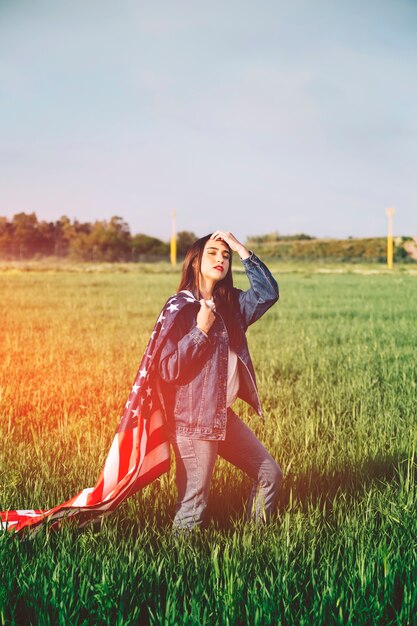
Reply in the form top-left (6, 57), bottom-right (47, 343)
top-left (1, 291), bottom-right (198, 536)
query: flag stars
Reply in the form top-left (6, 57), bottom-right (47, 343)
top-left (167, 303), bottom-right (179, 313)
top-left (146, 387), bottom-right (152, 397)
top-left (139, 368), bottom-right (147, 378)
top-left (131, 408), bottom-right (139, 418)
top-left (131, 383), bottom-right (140, 394)
top-left (125, 400), bottom-right (131, 409)
top-left (157, 313), bottom-right (166, 324)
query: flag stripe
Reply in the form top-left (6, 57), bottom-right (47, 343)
top-left (147, 425), bottom-right (171, 453)
top-left (148, 409), bottom-right (165, 435)
top-left (128, 426), bottom-right (139, 473)
top-left (117, 430), bottom-right (133, 483)
top-left (139, 441), bottom-right (170, 477)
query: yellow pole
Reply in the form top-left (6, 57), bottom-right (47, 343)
top-left (386, 207), bottom-right (395, 270)
top-left (170, 208), bottom-right (177, 267)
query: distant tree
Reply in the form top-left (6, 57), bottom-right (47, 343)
top-left (105, 216), bottom-right (131, 261)
top-left (88, 221), bottom-right (109, 261)
top-left (0, 217), bottom-right (13, 258)
top-left (67, 216), bottom-right (131, 261)
top-left (68, 220), bottom-right (93, 260)
top-left (177, 231), bottom-right (198, 256)
top-left (72, 219), bottom-right (93, 236)
top-left (36, 220), bottom-right (56, 256)
top-left (131, 234), bottom-right (169, 259)
top-left (289, 233), bottom-right (315, 241)
top-left (247, 231), bottom-right (281, 244)
top-left (247, 231), bottom-right (315, 244)
top-left (12, 212), bottom-right (38, 258)
top-left (54, 215), bottom-right (73, 257)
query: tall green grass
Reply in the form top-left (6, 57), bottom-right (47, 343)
top-left (0, 268), bottom-right (416, 625)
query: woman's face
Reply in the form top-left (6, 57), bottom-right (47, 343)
top-left (199, 239), bottom-right (231, 284)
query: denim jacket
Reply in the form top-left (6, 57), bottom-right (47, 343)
top-left (158, 252), bottom-right (279, 440)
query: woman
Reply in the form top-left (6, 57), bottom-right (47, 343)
top-left (1, 230), bottom-right (280, 536)
top-left (158, 230), bottom-right (282, 531)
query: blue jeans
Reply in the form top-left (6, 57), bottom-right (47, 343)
top-left (169, 408), bottom-right (282, 530)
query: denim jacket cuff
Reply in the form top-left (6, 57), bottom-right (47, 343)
top-left (190, 325), bottom-right (210, 346)
top-left (240, 250), bottom-right (260, 266)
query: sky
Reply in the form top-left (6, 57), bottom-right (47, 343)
top-left (1, 0), bottom-right (416, 242)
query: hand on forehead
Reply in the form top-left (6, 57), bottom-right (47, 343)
top-left (208, 234), bottom-right (230, 248)
top-left (208, 239), bottom-right (229, 247)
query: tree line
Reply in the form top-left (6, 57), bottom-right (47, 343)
top-left (0, 213), bottom-right (197, 261)
top-left (1, 213), bottom-right (413, 263)
top-left (246, 234), bottom-right (413, 262)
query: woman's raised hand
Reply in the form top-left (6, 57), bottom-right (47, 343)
top-left (210, 231), bottom-right (250, 260)
top-left (196, 299), bottom-right (216, 335)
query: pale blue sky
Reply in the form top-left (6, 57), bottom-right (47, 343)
top-left (1, 0), bottom-right (416, 241)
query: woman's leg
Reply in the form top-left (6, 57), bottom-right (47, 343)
top-left (170, 436), bottom-right (218, 531)
top-left (218, 409), bottom-right (282, 522)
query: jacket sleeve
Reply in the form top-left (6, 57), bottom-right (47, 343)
top-left (158, 308), bottom-right (211, 383)
top-left (236, 251), bottom-right (279, 328)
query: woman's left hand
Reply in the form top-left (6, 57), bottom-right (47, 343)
top-left (210, 230), bottom-right (250, 259)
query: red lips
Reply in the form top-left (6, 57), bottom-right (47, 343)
top-left (214, 265), bottom-right (224, 271)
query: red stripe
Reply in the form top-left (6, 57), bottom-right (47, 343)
top-left (117, 430), bottom-right (133, 483)
top-left (86, 476), bottom-right (104, 505)
top-left (146, 425), bottom-right (169, 452)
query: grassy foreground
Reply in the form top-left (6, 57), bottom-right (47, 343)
top-left (0, 265), bottom-right (416, 625)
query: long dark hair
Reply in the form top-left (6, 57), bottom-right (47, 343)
top-left (177, 234), bottom-right (238, 346)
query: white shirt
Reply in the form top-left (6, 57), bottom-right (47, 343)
top-left (227, 349), bottom-right (240, 407)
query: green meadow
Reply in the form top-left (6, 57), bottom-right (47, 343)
top-left (0, 262), bottom-right (416, 625)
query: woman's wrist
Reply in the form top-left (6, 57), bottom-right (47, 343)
top-left (236, 245), bottom-right (251, 260)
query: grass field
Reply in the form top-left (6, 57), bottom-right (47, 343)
top-left (0, 262), bottom-right (416, 625)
